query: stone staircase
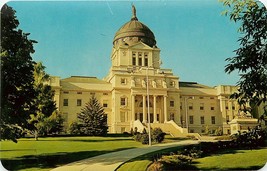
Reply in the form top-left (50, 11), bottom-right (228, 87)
top-left (150, 121), bottom-right (187, 137)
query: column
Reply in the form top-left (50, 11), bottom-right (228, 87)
top-left (153, 95), bottom-right (157, 123)
top-left (131, 95), bottom-right (135, 122)
top-left (164, 95), bottom-right (167, 123)
top-left (143, 95), bottom-right (147, 123)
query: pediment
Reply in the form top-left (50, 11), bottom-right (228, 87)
top-left (129, 42), bottom-right (154, 50)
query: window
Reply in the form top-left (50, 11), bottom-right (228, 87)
top-left (132, 52), bottom-right (136, 66)
top-left (200, 116), bottom-right (205, 124)
top-left (180, 102), bottom-right (182, 110)
top-left (103, 92), bottom-right (108, 95)
top-left (63, 91), bottom-right (69, 94)
top-left (144, 57), bottom-right (148, 66)
top-left (189, 103), bottom-right (193, 110)
top-left (189, 129), bottom-right (194, 133)
top-left (200, 103), bottom-right (204, 110)
top-left (77, 92), bottom-right (82, 94)
top-left (90, 92), bottom-right (95, 95)
top-left (121, 97), bottom-right (126, 106)
top-left (199, 96), bottom-right (204, 99)
top-left (138, 52), bottom-right (142, 66)
top-left (138, 57), bottom-right (142, 66)
top-left (170, 100), bottom-right (174, 107)
top-left (189, 115), bottom-right (194, 124)
top-left (77, 99), bottom-right (82, 106)
top-left (211, 106), bottom-right (215, 110)
top-left (232, 106), bottom-right (235, 110)
top-left (211, 116), bottom-right (216, 124)
top-left (210, 97), bottom-right (215, 99)
top-left (63, 99), bottom-right (68, 106)
top-left (132, 57), bottom-right (136, 65)
top-left (103, 103), bottom-right (108, 108)
top-left (121, 78), bottom-right (126, 84)
top-left (170, 113), bottom-right (175, 120)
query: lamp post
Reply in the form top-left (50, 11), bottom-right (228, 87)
top-left (145, 60), bottom-right (162, 146)
top-left (146, 67), bottom-right (152, 146)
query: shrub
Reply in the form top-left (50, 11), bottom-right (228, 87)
top-left (152, 127), bottom-right (165, 143)
top-left (68, 121), bottom-right (81, 135)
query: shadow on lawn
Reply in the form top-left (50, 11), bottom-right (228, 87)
top-left (1, 147), bottom-right (134, 170)
top-left (19, 138), bottom-right (133, 143)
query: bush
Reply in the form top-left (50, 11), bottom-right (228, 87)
top-left (152, 127), bottom-right (165, 143)
top-left (133, 128), bottom-right (165, 144)
top-left (68, 121), bottom-right (81, 135)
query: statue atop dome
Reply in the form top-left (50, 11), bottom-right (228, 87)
top-left (131, 4), bottom-right (138, 21)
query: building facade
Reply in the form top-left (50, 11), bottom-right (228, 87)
top-left (48, 6), bottom-right (246, 135)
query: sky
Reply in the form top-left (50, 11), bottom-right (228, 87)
top-left (5, 0), bottom-right (250, 86)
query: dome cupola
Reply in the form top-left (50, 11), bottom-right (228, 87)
top-left (113, 5), bottom-right (156, 47)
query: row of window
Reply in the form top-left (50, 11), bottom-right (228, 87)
top-left (189, 116), bottom-right (216, 125)
top-left (63, 99), bottom-right (108, 107)
top-left (132, 52), bottom-right (148, 66)
top-left (63, 91), bottom-right (108, 95)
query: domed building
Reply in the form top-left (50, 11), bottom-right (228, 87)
top-left (49, 5), bottom-right (250, 136)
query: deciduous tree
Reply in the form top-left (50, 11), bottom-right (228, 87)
top-left (220, 0), bottom-right (267, 116)
top-left (1, 4), bottom-right (36, 142)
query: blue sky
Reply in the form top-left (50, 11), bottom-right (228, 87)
top-left (7, 0), bottom-right (243, 86)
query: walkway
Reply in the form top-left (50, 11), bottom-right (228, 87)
top-left (51, 140), bottom-right (199, 171)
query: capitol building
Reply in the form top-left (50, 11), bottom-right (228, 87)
top-left (48, 6), bottom-right (258, 136)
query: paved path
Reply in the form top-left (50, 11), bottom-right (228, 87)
top-left (51, 140), bottom-right (200, 171)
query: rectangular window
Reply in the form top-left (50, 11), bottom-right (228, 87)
top-left (132, 57), bottom-right (136, 65)
top-left (138, 57), bottom-right (142, 66)
top-left (180, 102), bottom-right (182, 110)
top-left (144, 57), bottom-right (148, 66)
top-left (63, 99), bottom-right (68, 106)
top-left (200, 103), bottom-right (204, 110)
top-left (63, 91), bottom-right (69, 94)
top-left (211, 106), bottom-right (215, 110)
top-left (210, 97), bottom-right (215, 99)
top-left (77, 99), bottom-right (82, 106)
top-left (121, 78), bottom-right (126, 84)
top-left (170, 100), bottom-right (174, 107)
top-left (232, 106), bottom-right (235, 110)
top-left (103, 92), bottom-right (108, 95)
top-left (77, 92), bottom-right (82, 94)
top-left (200, 116), bottom-right (205, 124)
top-left (103, 103), bottom-right (108, 108)
top-left (189, 103), bottom-right (193, 110)
top-left (121, 97), bottom-right (126, 106)
top-left (199, 96), bottom-right (204, 99)
top-left (189, 115), bottom-right (194, 124)
top-left (211, 116), bottom-right (216, 124)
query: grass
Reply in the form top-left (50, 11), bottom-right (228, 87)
top-left (116, 146), bottom-right (185, 171)
top-left (194, 148), bottom-right (267, 170)
top-left (0, 136), bottom-right (143, 171)
top-left (117, 145), bottom-right (267, 171)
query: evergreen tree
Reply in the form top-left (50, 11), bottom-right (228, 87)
top-left (1, 4), bottom-right (36, 142)
top-left (77, 96), bottom-right (108, 136)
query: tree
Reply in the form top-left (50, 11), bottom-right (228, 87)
top-left (28, 62), bottom-right (57, 140)
top-left (220, 0), bottom-right (267, 117)
top-left (77, 96), bottom-right (108, 136)
top-left (1, 4), bottom-right (37, 142)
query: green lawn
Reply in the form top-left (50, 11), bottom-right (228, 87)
top-left (194, 148), bottom-right (267, 170)
top-left (117, 146), bottom-right (267, 171)
top-left (0, 136), bottom-right (143, 171)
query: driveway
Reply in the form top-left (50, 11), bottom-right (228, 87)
top-left (51, 140), bottom-right (199, 171)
